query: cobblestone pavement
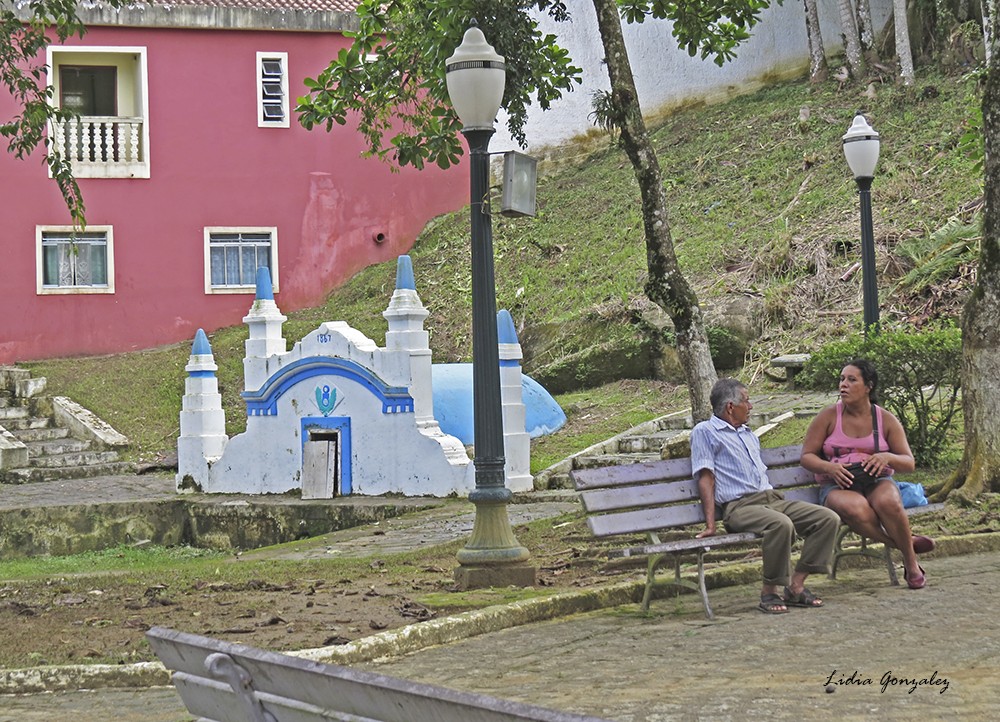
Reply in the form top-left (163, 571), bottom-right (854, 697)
top-left (364, 550), bottom-right (1000, 721)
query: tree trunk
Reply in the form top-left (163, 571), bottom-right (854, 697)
top-left (854, 0), bottom-right (878, 65)
top-left (893, 0), bottom-right (915, 84)
top-left (590, 0), bottom-right (716, 422)
top-left (837, 0), bottom-right (866, 80)
top-left (985, 0), bottom-right (995, 65)
top-left (936, 5), bottom-right (1000, 501)
top-left (804, 0), bottom-right (829, 82)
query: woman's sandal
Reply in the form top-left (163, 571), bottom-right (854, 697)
top-left (912, 535), bottom-right (936, 555)
top-left (782, 586), bottom-right (824, 608)
top-left (904, 565), bottom-right (927, 589)
top-left (758, 593), bottom-right (789, 614)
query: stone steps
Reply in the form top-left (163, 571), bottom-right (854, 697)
top-left (0, 406), bottom-right (29, 422)
top-left (1, 461), bottom-right (136, 484)
top-left (9, 425), bottom-right (70, 443)
top-left (1, 367), bottom-right (131, 485)
top-left (25, 437), bottom-right (92, 458)
top-left (616, 429), bottom-right (686, 454)
top-left (1, 415), bottom-right (54, 431)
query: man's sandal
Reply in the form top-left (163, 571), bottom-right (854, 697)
top-left (782, 586), bottom-right (824, 608)
top-left (758, 593), bottom-right (789, 614)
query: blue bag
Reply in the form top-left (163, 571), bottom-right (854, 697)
top-left (896, 480), bottom-right (929, 508)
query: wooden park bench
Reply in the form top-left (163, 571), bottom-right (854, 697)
top-left (146, 626), bottom-right (611, 722)
top-left (570, 444), bottom-right (943, 619)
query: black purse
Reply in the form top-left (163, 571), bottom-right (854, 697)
top-left (843, 404), bottom-right (882, 493)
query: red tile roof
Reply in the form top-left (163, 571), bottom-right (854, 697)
top-left (147, 0), bottom-right (359, 11)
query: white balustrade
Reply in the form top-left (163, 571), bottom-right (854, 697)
top-left (51, 116), bottom-right (145, 176)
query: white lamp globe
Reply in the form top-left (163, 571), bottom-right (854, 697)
top-left (445, 25), bottom-right (506, 131)
top-left (842, 114), bottom-right (880, 179)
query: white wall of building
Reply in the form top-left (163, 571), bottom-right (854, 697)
top-left (495, 1), bottom-right (892, 154)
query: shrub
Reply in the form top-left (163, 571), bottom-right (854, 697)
top-left (798, 325), bottom-right (962, 467)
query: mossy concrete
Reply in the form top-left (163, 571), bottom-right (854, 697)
top-left (0, 496), bottom-right (441, 558)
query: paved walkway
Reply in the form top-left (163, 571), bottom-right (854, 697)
top-left (363, 549), bottom-right (1000, 720)
top-left (4, 549), bottom-right (997, 721)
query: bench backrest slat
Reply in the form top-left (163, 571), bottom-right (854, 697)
top-left (570, 456), bottom-right (692, 490)
top-left (758, 444), bottom-right (807, 467)
top-left (580, 479), bottom-right (700, 513)
top-left (147, 627), bottom-right (609, 722)
top-left (763, 464), bottom-right (814, 489)
top-left (587, 503), bottom-right (705, 537)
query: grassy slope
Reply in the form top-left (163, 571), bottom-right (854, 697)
top-left (25, 70), bottom-right (980, 465)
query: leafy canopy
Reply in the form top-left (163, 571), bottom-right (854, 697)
top-left (297, 0), bottom-right (582, 170)
top-left (0, 0), bottom-right (129, 228)
top-left (297, 0), bottom-right (773, 170)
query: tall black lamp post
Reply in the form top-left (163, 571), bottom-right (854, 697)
top-left (446, 24), bottom-right (533, 589)
top-left (843, 114), bottom-right (881, 336)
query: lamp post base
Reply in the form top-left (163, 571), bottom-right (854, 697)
top-left (454, 562), bottom-right (537, 590)
top-left (454, 497), bottom-right (534, 589)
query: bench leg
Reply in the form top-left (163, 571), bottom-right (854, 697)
top-left (884, 545), bottom-right (900, 586)
top-left (641, 554), bottom-right (663, 611)
top-left (696, 551), bottom-right (714, 620)
top-left (829, 525), bottom-right (851, 579)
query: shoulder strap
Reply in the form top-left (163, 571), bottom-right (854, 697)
top-left (871, 403), bottom-right (880, 453)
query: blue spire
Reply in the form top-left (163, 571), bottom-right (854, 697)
top-left (191, 328), bottom-right (212, 356)
top-left (255, 266), bottom-right (274, 300)
top-left (395, 255), bottom-right (416, 291)
top-left (497, 309), bottom-right (518, 344)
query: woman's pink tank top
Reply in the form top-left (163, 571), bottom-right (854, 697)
top-left (819, 400), bottom-right (893, 474)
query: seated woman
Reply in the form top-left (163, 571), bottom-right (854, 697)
top-left (801, 359), bottom-right (934, 589)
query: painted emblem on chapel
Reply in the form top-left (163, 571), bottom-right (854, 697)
top-left (314, 385), bottom-right (342, 417)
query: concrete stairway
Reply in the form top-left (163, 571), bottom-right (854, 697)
top-left (0, 367), bottom-right (133, 484)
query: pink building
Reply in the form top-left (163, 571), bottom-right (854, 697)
top-left (0, 1), bottom-right (466, 363)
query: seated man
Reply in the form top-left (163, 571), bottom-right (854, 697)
top-left (691, 378), bottom-right (841, 614)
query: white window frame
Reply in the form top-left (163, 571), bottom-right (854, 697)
top-left (204, 226), bottom-right (279, 294)
top-left (46, 45), bottom-right (151, 179)
top-left (36, 225), bottom-right (116, 295)
top-left (257, 52), bottom-right (289, 128)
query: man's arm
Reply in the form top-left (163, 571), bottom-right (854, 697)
top-left (695, 468), bottom-right (717, 538)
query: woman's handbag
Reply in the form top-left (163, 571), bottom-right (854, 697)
top-left (843, 461), bottom-right (882, 492)
top-left (843, 404), bottom-right (883, 493)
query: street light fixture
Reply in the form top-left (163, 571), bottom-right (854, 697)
top-left (446, 23), bottom-right (533, 589)
top-left (843, 114), bottom-right (881, 336)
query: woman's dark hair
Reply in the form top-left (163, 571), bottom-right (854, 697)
top-left (845, 358), bottom-right (878, 402)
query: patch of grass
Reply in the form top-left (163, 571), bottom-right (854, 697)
top-left (758, 415), bottom-right (813, 448)
top-left (0, 544), bottom-right (226, 581)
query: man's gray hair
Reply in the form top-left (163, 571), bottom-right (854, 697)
top-left (710, 378), bottom-right (746, 416)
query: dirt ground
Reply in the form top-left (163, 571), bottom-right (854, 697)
top-left (0, 511), bottom-right (630, 669)
top-left (0, 495), bottom-right (994, 671)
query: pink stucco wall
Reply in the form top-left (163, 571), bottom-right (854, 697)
top-left (0, 25), bottom-right (467, 363)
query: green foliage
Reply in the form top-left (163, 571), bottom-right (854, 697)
top-left (618, 0), bottom-right (772, 66)
top-left (1, 0), bottom-right (128, 228)
top-left (798, 326), bottom-right (963, 466)
top-left (894, 213), bottom-right (980, 295)
top-left (297, 0), bottom-right (582, 169)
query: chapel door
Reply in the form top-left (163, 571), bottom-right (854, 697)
top-left (302, 430), bottom-right (340, 499)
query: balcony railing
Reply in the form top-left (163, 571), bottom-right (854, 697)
top-left (51, 116), bottom-right (147, 178)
